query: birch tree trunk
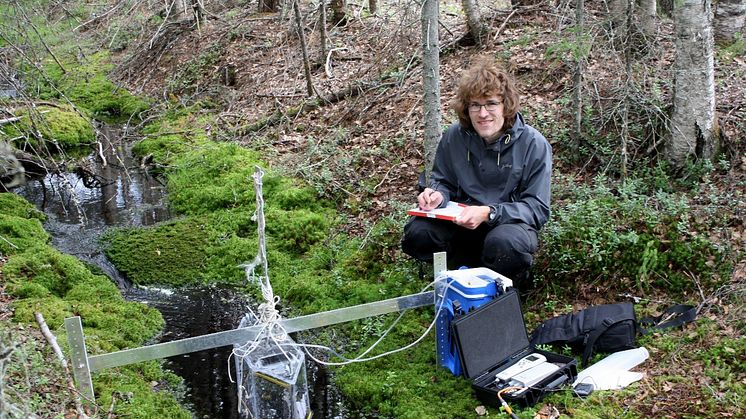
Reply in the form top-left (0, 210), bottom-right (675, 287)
top-left (421, 0), bottom-right (442, 178)
top-left (667, 0), bottom-right (718, 169)
top-left (462, 0), bottom-right (488, 45)
top-left (714, 0), bottom-right (746, 43)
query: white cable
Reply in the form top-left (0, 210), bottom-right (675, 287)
top-left (294, 274), bottom-right (453, 366)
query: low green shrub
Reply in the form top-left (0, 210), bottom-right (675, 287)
top-left (537, 176), bottom-right (729, 295)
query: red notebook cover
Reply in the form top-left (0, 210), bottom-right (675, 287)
top-left (406, 202), bottom-right (468, 221)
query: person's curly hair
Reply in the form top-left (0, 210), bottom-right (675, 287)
top-left (450, 57), bottom-right (521, 131)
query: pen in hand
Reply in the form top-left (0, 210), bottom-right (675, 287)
top-left (418, 188), bottom-right (443, 210)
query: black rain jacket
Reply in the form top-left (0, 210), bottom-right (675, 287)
top-left (429, 113), bottom-right (552, 230)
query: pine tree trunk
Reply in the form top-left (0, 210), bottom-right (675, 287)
top-left (667, 0), bottom-right (717, 169)
top-left (638, 0), bottom-right (657, 40)
top-left (714, 0), bottom-right (746, 43)
top-left (319, 1), bottom-right (328, 62)
top-left (421, 0), bottom-right (442, 178)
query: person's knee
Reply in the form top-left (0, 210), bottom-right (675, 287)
top-left (481, 224), bottom-right (537, 276)
top-left (401, 219), bottom-right (442, 260)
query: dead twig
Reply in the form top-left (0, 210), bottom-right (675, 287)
top-left (493, 8), bottom-right (518, 41)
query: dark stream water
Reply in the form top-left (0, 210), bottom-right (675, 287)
top-left (16, 126), bottom-right (347, 418)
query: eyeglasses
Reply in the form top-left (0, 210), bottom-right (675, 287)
top-left (468, 101), bottom-right (503, 113)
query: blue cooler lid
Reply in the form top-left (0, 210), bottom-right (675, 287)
top-left (444, 268), bottom-right (512, 300)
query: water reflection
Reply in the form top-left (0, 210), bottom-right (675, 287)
top-left (16, 125), bottom-right (171, 287)
top-left (126, 285), bottom-right (246, 418)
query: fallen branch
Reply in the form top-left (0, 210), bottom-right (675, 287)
top-left (493, 8), bottom-right (518, 41)
top-left (235, 81), bottom-right (388, 136)
top-left (34, 312), bottom-right (89, 418)
top-left (96, 140), bottom-right (107, 167)
top-left (0, 116), bottom-right (21, 125)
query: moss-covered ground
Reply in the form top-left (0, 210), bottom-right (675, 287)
top-left (0, 192), bottom-right (190, 417)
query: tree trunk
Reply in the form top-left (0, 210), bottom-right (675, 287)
top-left (608, 0), bottom-right (626, 31)
top-left (258, 0), bottom-right (281, 13)
top-left (462, 0), bottom-right (488, 45)
top-left (331, 0), bottom-right (347, 26)
top-left (369, 0), bottom-right (377, 14)
top-left (191, 0), bottom-right (205, 26)
top-left (421, 0), bottom-right (442, 178)
top-left (319, 1), bottom-right (328, 63)
top-left (659, 0), bottom-right (674, 17)
top-left (292, 0), bottom-right (314, 97)
top-left (667, 0), bottom-right (717, 169)
top-left (638, 0), bottom-right (657, 40)
top-left (714, 0), bottom-right (746, 43)
top-left (571, 0), bottom-right (584, 152)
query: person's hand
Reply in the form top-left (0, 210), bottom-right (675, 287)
top-left (417, 188), bottom-right (443, 210)
top-left (454, 206), bottom-right (490, 230)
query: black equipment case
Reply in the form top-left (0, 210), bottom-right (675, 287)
top-left (451, 290), bottom-right (578, 407)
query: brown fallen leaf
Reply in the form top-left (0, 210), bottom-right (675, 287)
top-left (534, 404), bottom-right (560, 419)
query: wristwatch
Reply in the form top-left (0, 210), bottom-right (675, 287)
top-left (488, 205), bottom-right (498, 223)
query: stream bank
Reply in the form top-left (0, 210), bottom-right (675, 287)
top-left (16, 125), bottom-right (347, 418)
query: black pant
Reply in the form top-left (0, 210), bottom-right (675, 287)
top-left (401, 217), bottom-right (538, 284)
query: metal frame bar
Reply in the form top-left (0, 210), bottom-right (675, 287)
top-left (66, 289), bottom-right (438, 399)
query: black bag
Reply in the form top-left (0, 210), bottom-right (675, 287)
top-left (529, 303), bottom-right (638, 367)
top-left (529, 303), bottom-right (697, 367)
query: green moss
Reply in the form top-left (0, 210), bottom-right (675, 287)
top-left (12, 296), bottom-right (73, 328)
top-left (37, 51), bottom-right (149, 121)
top-left (265, 208), bottom-right (331, 253)
top-left (9, 281), bottom-right (51, 299)
top-left (94, 365), bottom-right (191, 418)
top-left (4, 246), bottom-right (98, 297)
top-left (2, 104), bottom-right (94, 151)
top-left (0, 215), bottom-right (49, 256)
top-left (0, 193), bottom-right (46, 220)
top-left (102, 217), bottom-right (212, 286)
top-left (166, 142), bottom-right (270, 215)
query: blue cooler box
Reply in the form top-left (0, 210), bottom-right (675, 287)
top-left (435, 267), bottom-right (512, 376)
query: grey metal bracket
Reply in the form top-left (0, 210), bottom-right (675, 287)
top-left (64, 316), bottom-right (94, 401)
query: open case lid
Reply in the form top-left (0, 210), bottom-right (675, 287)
top-left (451, 290), bottom-right (531, 379)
